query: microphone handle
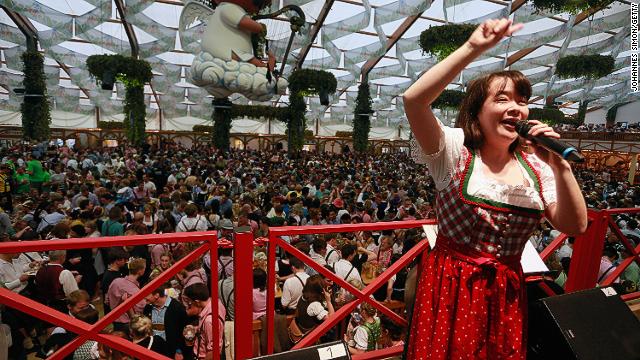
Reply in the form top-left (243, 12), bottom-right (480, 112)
top-left (532, 136), bottom-right (585, 163)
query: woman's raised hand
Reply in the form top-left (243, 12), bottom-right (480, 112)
top-left (466, 18), bottom-right (523, 53)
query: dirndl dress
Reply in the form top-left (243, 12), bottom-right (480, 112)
top-left (406, 124), bottom-right (557, 360)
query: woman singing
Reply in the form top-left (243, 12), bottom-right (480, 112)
top-left (404, 18), bottom-right (587, 359)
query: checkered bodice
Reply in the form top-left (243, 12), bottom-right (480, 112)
top-left (436, 147), bottom-right (545, 258)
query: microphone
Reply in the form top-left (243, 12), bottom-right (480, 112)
top-left (515, 122), bottom-right (585, 163)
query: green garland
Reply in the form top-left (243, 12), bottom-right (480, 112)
top-left (576, 100), bottom-right (590, 125)
top-left (287, 92), bottom-right (307, 152)
top-left (212, 98), bottom-right (233, 149)
top-left (193, 125), bottom-right (214, 133)
top-left (432, 89), bottom-right (466, 110)
top-left (98, 121), bottom-right (125, 129)
top-left (353, 82), bottom-right (372, 153)
top-left (532, 0), bottom-right (614, 14)
top-left (21, 51), bottom-right (51, 141)
top-left (86, 55), bottom-right (152, 146)
top-left (285, 129), bottom-right (314, 140)
top-left (420, 24), bottom-right (476, 61)
top-left (528, 107), bottom-right (567, 125)
top-left (288, 69), bottom-right (337, 96)
top-left (335, 131), bottom-right (353, 138)
top-left (287, 69), bottom-right (337, 152)
top-left (606, 103), bottom-right (626, 126)
top-left (555, 55), bottom-right (614, 79)
top-left (231, 104), bottom-right (288, 122)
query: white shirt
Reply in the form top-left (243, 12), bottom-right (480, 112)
top-left (410, 118), bottom-right (558, 208)
top-left (0, 258), bottom-right (26, 293)
top-left (325, 244), bottom-right (341, 266)
top-left (176, 215), bottom-right (208, 232)
top-left (281, 271), bottom-right (309, 310)
top-left (46, 263), bottom-right (80, 297)
top-left (333, 259), bottom-right (361, 285)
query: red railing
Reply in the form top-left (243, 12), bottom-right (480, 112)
top-left (1, 212), bottom-right (638, 360)
top-left (265, 219), bottom-right (435, 358)
top-left (0, 232), bottom-right (223, 360)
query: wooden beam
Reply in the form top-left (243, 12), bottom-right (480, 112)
top-left (507, 4), bottom-right (612, 68)
top-left (361, 14), bottom-right (422, 78)
top-left (295, 0), bottom-right (335, 70)
top-left (113, 0), bottom-right (140, 58)
top-left (0, 6), bottom-right (38, 51)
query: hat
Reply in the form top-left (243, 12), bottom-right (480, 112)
top-left (219, 218), bottom-right (234, 230)
top-left (332, 198), bottom-right (344, 209)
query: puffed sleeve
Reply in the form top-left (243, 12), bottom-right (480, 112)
top-left (410, 118), bottom-right (464, 191)
top-left (538, 160), bottom-right (558, 207)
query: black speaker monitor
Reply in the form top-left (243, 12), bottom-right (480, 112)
top-left (528, 287), bottom-right (640, 360)
top-left (252, 341), bottom-right (350, 360)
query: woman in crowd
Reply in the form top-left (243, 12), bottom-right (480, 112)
top-left (403, 18), bottom-right (587, 359)
top-left (288, 274), bottom-right (334, 346)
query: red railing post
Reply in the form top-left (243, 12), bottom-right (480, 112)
top-left (234, 231), bottom-right (254, 359)
top-left (266, 232), bottom-right (277, 355)
top-left (565, 209), bottom-right (607, 292)
top-left (210, 234), bottom-right (220, 360)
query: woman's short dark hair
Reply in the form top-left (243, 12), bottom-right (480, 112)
top-left (184, 282), bottom-right (209, 301)
top-left (253, 268), bottom-right (267, 291)
top-left (301, 274), bottom-right (326, 303)
top-left (455, 70), bottom-right (532, 152)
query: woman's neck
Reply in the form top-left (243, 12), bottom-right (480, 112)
top-left (478, 144), bottom-right (513, 167)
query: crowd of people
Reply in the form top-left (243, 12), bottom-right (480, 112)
top-left (0, 139), bottom-right (636, 359)
top-left (554, 123), bottom-right (640, 133)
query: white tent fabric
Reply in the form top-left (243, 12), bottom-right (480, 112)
top-left (0, 0), bottom-right (636, 138)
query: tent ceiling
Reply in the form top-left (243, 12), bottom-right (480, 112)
top-left (0, 0), bottom-right (637, 127)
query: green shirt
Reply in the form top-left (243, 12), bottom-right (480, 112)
top-left (26, 159), bottom-right (45, 182)
top-left (622, 261), bottom-right (640, 288)
top-left (14, 173), bottom-right (30, 194)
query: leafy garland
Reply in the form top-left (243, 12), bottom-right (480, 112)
top-left (353, 82), bottom-right (372, 153)
top-left (420, 24), bottom-right (476, 61)
top-left (285, 129), bottom-right (314, 140)
top-left (98, 121), bottom-right (125, 129)
top-left (193, 125), bottom-right (214, 133)
top-left (606, 103), bottom-right (626, 126)
top-left (576, 100), bottom-right (590, 125)
top-left (335, 131), bottom-right (353, 138)
top-left (532, 0), bottom-right (614, 14)
top-left (212, 98), bottom-right (233, 149)
top-left (431, 89), bottom-right (466, 110)
top-left (21, 51), bottom-right (51, 141)
top-left (287, 69), bottom-right (337, 152)
top-left (556, 55), bottom-right (614, 79)
top-left (231, 105), bottom-right (288, 122)
top-left (528, 107), bottom-right (567, 125)
top-left (86, 55), bottom-right (152, 146)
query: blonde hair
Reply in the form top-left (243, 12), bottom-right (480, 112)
top-left (128, 258), bottom-right (146, 275)
top-left (129, 315), bottom-right (153, 339)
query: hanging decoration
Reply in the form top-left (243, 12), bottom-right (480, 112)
top-left (353, 82), bottom-right (373, 153)
top-left (576, 100), bottom-right (590, 124)
top-left (212, 97), bottom-right (234, 149)
top-left (431, 89), bottom-right (466, 110)
top-left (21, 51), bottom-right (51, 142)
top-left (528, 107), bottom-right (567, 125)
top-left (98, 121), bottom-right (125, 129)
top-left (556, 54), bottom-right (614, 80)
top-left (335, 131), bottom-right (354, 138)
top-left (606, 102), bottom-right (625, 127)
top-left (287, 69), bottom-right (338, 152)
top-left (531, 0), bottom-right (614, 14)
top-left (179, 0), bottom-right (305, 101)
top-left (419, 24), bottom-right (476, 61)
top-left (86, 54), bottom-right (152, 146)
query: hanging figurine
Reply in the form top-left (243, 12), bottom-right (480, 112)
top-left (179, 0), bottom-right (289, 101)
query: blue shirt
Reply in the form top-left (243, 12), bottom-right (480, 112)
top-left (151, 296), bottom-right (171, 340)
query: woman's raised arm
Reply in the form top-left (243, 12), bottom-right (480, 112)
top-left (403, 19), bottom-right (523, 155)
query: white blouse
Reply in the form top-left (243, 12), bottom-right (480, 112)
top-left (411, 118), bottom-right (557, 210)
